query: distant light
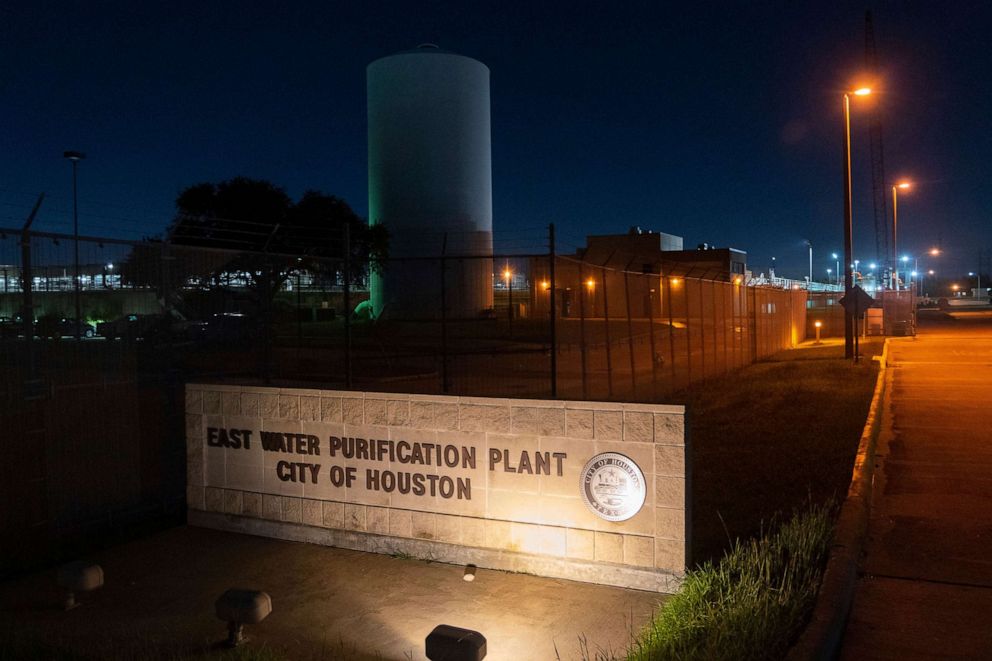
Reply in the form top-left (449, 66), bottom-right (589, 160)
top-left (911, 271), bottom-right (918, 277)
top-left (106, 263), bottom-right (114, 270)
top-left (502, 269), bottom-right (512, 280)
top-left (930, 248), bottom-right (941, 256)
top-left (928, 269), bottom-right (935, 275)
top-left (969, 272), bottom-right (975, 276)
top-left (540, 280), bottom-right (550, 290)
top-left (901, 255), bottom-right (909, 262)
top-left (814, 321), bottom-right (823, 328)
top-left (585, 278), bottom-right (595, 289)
top-left (853, 87), bottom-right (872, 96)
top-left (733, 276), bottom-right (742, 285)
top-left (669, 278), bottom-right (681, 286)
top-left (869, 263), bottom-right (877, 270)
top-left (831, 253), bottom-right (838, 259)
top-left (952, 284), bottom-right (960, 291)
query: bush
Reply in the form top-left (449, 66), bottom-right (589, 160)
top-left (628, 501), bottom-right (834, 661)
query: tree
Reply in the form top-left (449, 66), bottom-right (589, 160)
top-left (163, 177), bottom-right (387, 311)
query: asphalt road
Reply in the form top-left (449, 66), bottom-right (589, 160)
top-left (840, 311), bottom-right (992, 659)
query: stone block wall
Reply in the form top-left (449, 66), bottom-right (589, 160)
top-left (186, 384), bottom-right (689, 592)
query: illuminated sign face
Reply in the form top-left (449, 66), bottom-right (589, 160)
top-left (580, 453), bottom-right (646, 522)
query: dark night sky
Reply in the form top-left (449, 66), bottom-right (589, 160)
top-left (2, 1), bottom-right (989, 277)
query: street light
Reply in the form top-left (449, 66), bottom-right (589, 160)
top-left (832, 252), bottom-right (840, 286)
top-left (503, 267), bottom-right (513, 332)
top-left (842, 86), bottom-right (871, 359)
top-left (64, 150), bottom-right (85, 339)
top-left (891, 181), bottom-right (912, 289)
top-left (969, 271), bottom-right (982, 294)
top-left (806, 240), bottom-right (813, 284)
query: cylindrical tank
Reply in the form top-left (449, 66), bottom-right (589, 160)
top-left (367, 45), bottom-right (494, 319)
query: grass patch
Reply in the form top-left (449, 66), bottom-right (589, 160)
top-left (674, 338), bottom-right (881, 564)
top-left (627, 500), bottom-right (834, 661)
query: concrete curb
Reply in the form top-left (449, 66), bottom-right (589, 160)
top-left (786, 339), bottom-right (890, 661)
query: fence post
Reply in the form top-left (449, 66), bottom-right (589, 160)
top-left (665, 274), bottom-right (676, 390)
top-left (578, 261), bottom-right (589, 400)
top-left (548, 223), bottom-right (557, 398)
top-left (685, 279), bottom-right (693, 385)
top-left (441, 234), bottom-right (450, 394)
top-left (623, 262), bottom-right (637, 399)
top-left (698, 278), bottom-right (707, 378)
top-left (647, 273), bottom-right (658, 400)
top-left (600, 265), bottom-right (614, 399)
top-left (20, 194), bottom-right (44, 386)
top-left (343, 223), bottom-right (352, 389)
top-left (750, 285), bottom-right (758, 362)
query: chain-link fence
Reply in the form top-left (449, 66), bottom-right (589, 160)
top-left (0, 227), bottom-right (813, 398)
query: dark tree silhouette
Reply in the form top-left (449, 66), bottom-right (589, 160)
top-left (163, 177), bottom-right (387, 308)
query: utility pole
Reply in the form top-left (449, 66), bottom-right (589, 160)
top-left (64, 150), bottom-right (85, 339)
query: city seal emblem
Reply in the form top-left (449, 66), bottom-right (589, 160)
top-left (580, 453), bottom-right (646, 522)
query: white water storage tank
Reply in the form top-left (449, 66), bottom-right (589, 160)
top-left (367, 45), bottom-right (494, 319)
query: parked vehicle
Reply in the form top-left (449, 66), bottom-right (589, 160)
top-left (192, 313), bottom-right (256, 346)
top-left (35, 316), bottom-right (96, 339)
top-left (97, 314), bottom-right (171, 341)
top-left (0, 316), bottom-right (19, 339)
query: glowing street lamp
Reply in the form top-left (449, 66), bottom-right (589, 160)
top-left (503, 267), bottom-right (515, 326)
top-left (842, 86), bottom-right (871, 358)
top-left (969, 271), bottom-right (982, 293)
top-left (832, 252), bottom-right (840, 286)
top-left (891, 181), bottom-right (912, 288)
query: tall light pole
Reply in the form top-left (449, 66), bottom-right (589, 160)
top-left (891, 181), bottom-right (911, 289)
top-left (806, 240), bottom-right (813, 284)
top-left (969, 272), bottom-right (982, 295)
top-left (64, 150), bottom-right (86, 339)
top-left (843, 88), bottom-right (870, 358)
top-left (832, 252), bottom-right (840, 286)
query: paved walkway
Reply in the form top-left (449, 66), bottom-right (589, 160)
top-left (0, 526), bottom-right (662, 660)
top-left (841, 312), bottom-right (992, 659)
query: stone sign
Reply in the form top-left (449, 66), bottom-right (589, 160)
top-left (186, 385), bottom-right (690, 592)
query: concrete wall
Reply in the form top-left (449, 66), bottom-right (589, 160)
top-left (186, 384), bottom-right (689, 592)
